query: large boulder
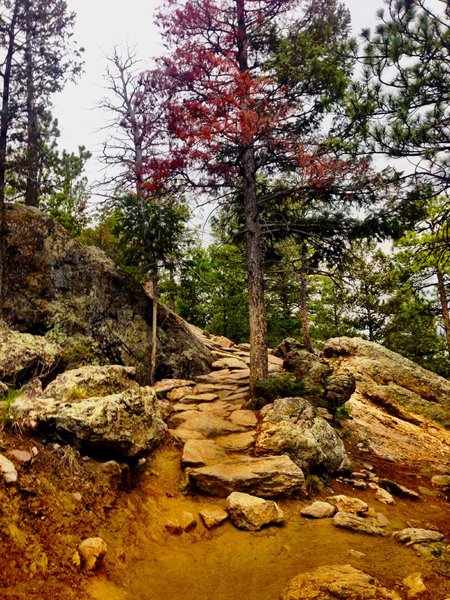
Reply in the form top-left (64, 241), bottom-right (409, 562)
top-left (0, 321), bottom-right (62, 386)
top-left (323, 337), bottom-right (450, 426)
top-left (187, 455), bottom-right (306, 498)
top-left (2, 204), bottom-right (213, 381)
top-left (280, 564), bottom-right (401, 599)
top-left (14, 385), bottom-right (167, 458)
top-left (254, 397), bottom-right (350, 473)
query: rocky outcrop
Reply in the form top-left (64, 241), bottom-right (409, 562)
top-left (14, 382), bottom-right (167, 459)
top-left (0, 322), bottom-right (62, 386)
top-left (2, 204), bottom-right (213, 381)
top-left (274, 338), bottom-right (356, 413)
top-left (323, 337), bottom-right (450, 426)
top-left (280, 564), bottom-right (401, 599)
top-left (254, 397), bottom-right (349, 473)
top-left (187, 455), bottom-right (306, 498)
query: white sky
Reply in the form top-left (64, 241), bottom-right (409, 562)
top-left (54, 0), bottom-right (385, 206)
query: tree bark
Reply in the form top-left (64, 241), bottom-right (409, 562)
top-left (24, 2), bottom-right (40, 207)
top-left (0, 1), bottom-right (20, 310)
top-left (436, 267), bottom-right (450, 355)
top-left (299, 242), bottom-right (314, 353)
top-left (236, 0), bottom-right (268, 394)
top-left (148, 273), bottom-right (158, 385)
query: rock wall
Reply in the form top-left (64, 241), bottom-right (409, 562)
top-left (2, 204), bottom-right (213, 381)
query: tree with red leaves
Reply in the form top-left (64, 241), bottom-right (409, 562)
top-left (143, 0), bottom-right (366, 392)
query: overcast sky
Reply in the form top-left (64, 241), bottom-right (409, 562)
top-left (54, 0), bottom-right (386, 205)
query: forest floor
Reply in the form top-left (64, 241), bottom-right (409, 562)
top-left (1, 331), bottom-right (449, 600)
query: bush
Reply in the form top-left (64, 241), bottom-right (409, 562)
top-left (254, 375), bottom-right (306, 405)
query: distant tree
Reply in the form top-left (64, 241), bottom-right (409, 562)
top-left (349, 0), bottom-right (450, 195)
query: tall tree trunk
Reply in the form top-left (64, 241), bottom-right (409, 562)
top-left (236, 0), bottom-right (268, 394)
top-left (148, 272), bottom-right (158, 385)
top-left (436, 267), bottom-right (450, 355)
top-left (299, 242), bottom-right (314, 353)
top-left (24, 5), bottom-right (40, 208)
top-left (0, 1), bottom-right (20, 310)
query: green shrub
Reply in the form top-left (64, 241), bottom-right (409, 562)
top-left (254, 375), bottom-right (306, 404)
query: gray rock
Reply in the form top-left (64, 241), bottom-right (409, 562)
top-left (2, 204), bottom-right (213, 381)
top-left (393, 528), bottom-right (445, 545)
top-left (15, 386), bottom-right (167, 458)
top-left (0, 453), bottom-right (18, 483)
top-left (280, 564), bottom-right (400, 600)
top-left (226, 491), bottom-right (284, 531)
top-left (255, 397), bottom-right (349, 473)
top-left (188, 455), bottom-right (306, 498)
top-left (333, 512), bottom-right (389, 536)
top-left (379, 479), bottom-right (420, 500)
top-left (300, 501), bottom-right (336, 519)
top-left (0, 322), bottom-right (62, 387)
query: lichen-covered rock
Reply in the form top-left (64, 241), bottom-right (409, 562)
top-left (327, 495), bottom-right (369, 515)
top-left (14, 386), bottom-right (167, 458)
top-left (280, 564), bottom-right (401, 599)
top-left (188, 455), bottom-right (306, 498)
top-left (2, 204), bottom-right (213, 381)
top-left (254, 397), bottom-right (349, 473)
top-left (0, 321), bottom-right (62, 386)
top-left (323, 337), bottom-right (450, 426)
top-left (43, 365), bottom-right (138, 401)
top-left (393, 528), bottom-right (445, 546)
top-left (0, 453), bottom-right (18, 484)
top-left (226, 491), bottom-right (284, 531)
top-left (333, 512), bottom-right (389, 536)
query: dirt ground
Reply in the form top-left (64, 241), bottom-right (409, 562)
top-left (1, 429), bottom-right (449, 600)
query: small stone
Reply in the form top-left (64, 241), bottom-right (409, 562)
top-left (300, 501), bottom-right (336, 519)
top-left (327, 495), bottom-right (369, 515)
top-left (71, 551), bottom-right (81, 568)
top-left (348, 549), bottom-right (366, 559)
top-left (8, 450), bottom-right (33, 464)
top-left (226, 491), bottom-right (284, 531)
top-left (379, 479), bottom-right (420, 500)
top-left (164, 519), bottom-right (183, 535)
top-left (78, 537), bottom-right (107, 571)
top-left (333, 512), bottom-right (389, 536)
top-left (0, 453), bottom-right (18, 484)
top-left (31, 447), bottom-right (39, 456)
top-left (179, 512), bottom-right (197, 532)
top-left (73, 492), bottom-right (82, 502)
top-left (431, 475), bottom-right (450, 489)
top-left (393, 528), bottom-right (445, 545)
top-left (375, 487), bottom-right (395, 505)
top-left (402, 573), bottom-right (427, 599)
top-left (199, 506), bottom-right (228, 529)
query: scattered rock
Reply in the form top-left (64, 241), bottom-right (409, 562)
top-left (393, 528), bottom-right (445, 546)
top-left (255, 397), bottom-right (350, 473)
top-left (300, 501), bottom-right (336, 519)
top-left (333, 512), bottom-right (389, 536)
top-left (164, 519), bottom-right (183, 535)
top-left (15, 387), bottom-right (167, 459)
top-left (182, 439), bottom-right (227, 467)
top-left (379, 480), bottom-right (420, 500)
top-left (348, 549), bottom-right (366, 559)
top-left (431, 475), bottom-right (450, 489)
top-left (212, 357), bottom-right (248, 370)
top-left (182, 393), bottom-right (218, 404)
top-left (280, 564), bottom-right (401, 599)
top-left (188, 455), bottom-right (306, 498)
top-left (402, 573), bottom-right (427, 599)
top-left (199, 506), bottom-right (229, 529)
top-left (78, 537), bottom-right (107, 571)
top-left (327, 495), bottom-right (369, 515)
top-left (167, 386), bottom-right (193, 401)
top-left (375, 487), bottom-right (395, 505)
top-left (8, 449), bottom-right (33, 464)
top-left (179, 512), bottom-right (197, 532)
top-left (226, 491), bottom-right (284, 531)
top-left (0, 453), bottom-right (18, 483)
